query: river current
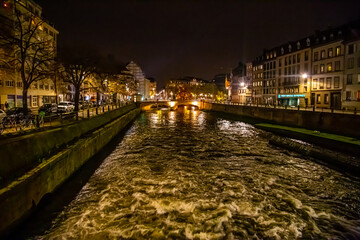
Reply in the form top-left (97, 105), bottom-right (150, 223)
top-left (37, 109), bottom-right (360, 239)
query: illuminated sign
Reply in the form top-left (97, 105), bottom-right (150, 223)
top-left (278, 94), bottom-right (305, 98)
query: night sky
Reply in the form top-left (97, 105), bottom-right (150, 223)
top-left (37, 0), bottom-right (360, 88)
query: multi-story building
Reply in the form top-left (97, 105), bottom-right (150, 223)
top-left (149, 78), bottom-right (157, 100)
top-left (144, 78), bottom-right (151, 100)
top-left (126, 61), bottom-right (144, 99)
top-left (275, 37), bottom-right (312, 107)
top-left (343, 39), bottom-right (360, 110)
top-left (230, 62), bottom-right (246, 103)
top-left (245, 62), bottom-right (253, 104)
top-left (311, 31), bottom-right (344, 109)
top-left (0, 0), bottom-right (59, 110)
top-left (262, 49), bottom-right (277, 105)
top-left (252, 57), bottom-right (264, 104)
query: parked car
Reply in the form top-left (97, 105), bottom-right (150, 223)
top-left (0, 109), bottom-right (6, 122)
top-left (38, 103), bottom-right (57, 115)
top-left (57, 101), bottom-right (75, 113)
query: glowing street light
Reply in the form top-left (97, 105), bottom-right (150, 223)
top-left (301, 73), bottom-right (308, 79)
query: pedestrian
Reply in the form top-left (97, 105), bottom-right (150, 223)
top-left (5, 101), bottom-right (9, 110)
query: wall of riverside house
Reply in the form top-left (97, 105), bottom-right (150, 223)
top-left (0, 104), bottom-right (136, 181)
top-left (0, 108), bottom-right (140, 235)
top-left (203, 102), bottom-right (360, 138)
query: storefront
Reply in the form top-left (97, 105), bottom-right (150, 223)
top-left (277, 94), bottom-right (305, 107)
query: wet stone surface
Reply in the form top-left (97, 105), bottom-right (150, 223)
top-left (36, 110), bottom-right (360, 239)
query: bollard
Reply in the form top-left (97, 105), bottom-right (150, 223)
top-left (76, 111), bottom-right (79, 121)
top-left (355, 108), bottom-right (357, 115)
top-left (103, 106), bottom-right (105, 113)
top-left (87, 109), bottom-right (90, 118)
top-left (313, 106), bottom-right (315, 112)
top-left (60, 113), bottom-right (63, 123)
top-left (297, 105), bottom-right (300, 111)
top-left (96, 107), bottom-right (98, 115)
top-left (331, 108), bottom-right (334, 113)
top-left (108, 105), bottom-right (110, 111)
top-left (285, 105), bottom-right (287, 110)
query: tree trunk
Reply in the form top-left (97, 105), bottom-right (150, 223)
top-left (74, 85), bottom-right (80, 112)
top-left (22, 87), bottom-right (29, 115)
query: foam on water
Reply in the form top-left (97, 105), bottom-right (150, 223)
top-left (36, 111), bottom-right (360, 240)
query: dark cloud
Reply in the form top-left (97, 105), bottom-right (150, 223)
top-left (37, 0), bottom-right (360, 88)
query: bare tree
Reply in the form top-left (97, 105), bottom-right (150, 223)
top-left (59, 45), bottom-right (98, 112)
top-left (0, 1), bottom-right (56, 113)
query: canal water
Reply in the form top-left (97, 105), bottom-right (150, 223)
top-left (36, 109), bottom-right (360, 239)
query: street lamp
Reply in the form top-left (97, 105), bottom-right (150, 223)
top-left (301, 73), bottom-right (308, 79)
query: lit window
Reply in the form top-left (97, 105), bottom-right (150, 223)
top-left (328, 48), bottom-right (333, 57)
top-left (326, 77), bottom-right (331, 89)
top-left (321, 50), bottom-right (325, 59)
top-left (316, 94), bottom-right (321, 104)
top-left (324, 94), bottom-right (329, 104)
top-left (320, 64), bottom-right (325, 73)
top-left (335, 46), bottom-right (341, 56)
top-left (313, 79), bottom-right (318, 89)
top-left (327, 63), bottom-right (332, 72)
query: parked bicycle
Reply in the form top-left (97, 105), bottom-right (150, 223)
top-left (0, 115), bottom-right (17, 135)
top-left (18, 114), bottom-right (35, 130)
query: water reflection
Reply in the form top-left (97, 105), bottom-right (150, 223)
top-left (37, 110), bottom-right (360, 240)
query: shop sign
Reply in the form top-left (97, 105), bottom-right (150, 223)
top-left (278, 94), bottom-right (305, 98)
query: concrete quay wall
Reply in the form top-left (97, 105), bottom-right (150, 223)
top-left (203, 102), bottom-right (360, 138)
top-left (0, 104), bottom-right (136, 182)
top-left (0, 108), bottom-right (140, 235)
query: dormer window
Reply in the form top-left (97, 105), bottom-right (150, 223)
top-left (281, 48), bottom-right (284, 55)
top-left (323, 36), bottom-right (326, 41)
top-left (306, 38), bottom-right (310, 46)
top-left (330, 33), bottom-right (334, 39)
top-left (338, 30), bottom-right (342, 35)
top-left (297, 42), bottom-right (300, 50)
top-left (288, 44), bottom-right (292, 52)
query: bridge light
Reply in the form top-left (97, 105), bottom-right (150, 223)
top-left (169, 101), bottom-right (176, 107)
top-left (192, 101), bottom-right (198, 106)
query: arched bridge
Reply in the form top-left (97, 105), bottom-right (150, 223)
top-left (140, 100), bottom-right (204, 110)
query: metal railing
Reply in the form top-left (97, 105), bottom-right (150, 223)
top-left (206, 100), bottom-right (358, 115)
top-left (0, 102), bottom-right (132, 136)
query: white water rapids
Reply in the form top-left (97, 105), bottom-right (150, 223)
top-left (36, 109), bottom-right (360, 239)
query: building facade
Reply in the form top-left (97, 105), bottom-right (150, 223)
top-left (343, 39), bottom-right (360, 110)
top-left (126, 61), bottom-right (145, 100)
top-left (0, 0), bottom-right (59, 110)
top-left (311, 35), bottom-right (344, 109)
top-left (275, 38), bottom-right (312, 107)
top-left (252, 57), bottom-right (264, 104)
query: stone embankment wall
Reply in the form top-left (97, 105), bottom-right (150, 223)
top-left (203, 102), bottom-right (360, 138)
top-left (0, 106), bottom-right (140, 235)
top-left (0, 104), bottom-right (136, 182)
